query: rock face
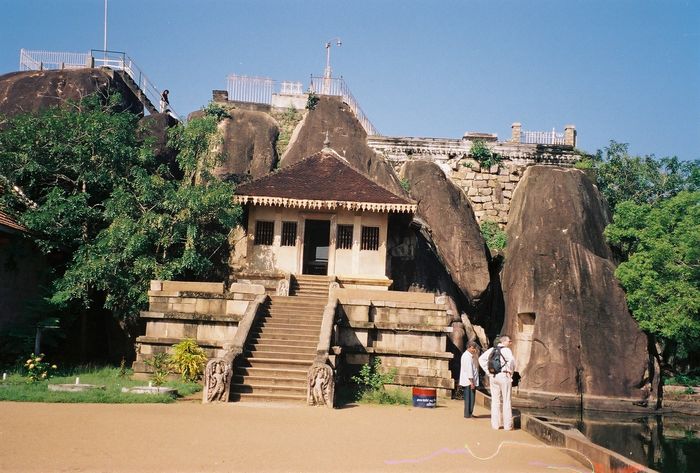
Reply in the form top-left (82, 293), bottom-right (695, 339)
top-left (210, 108), bottom-right (279, 183)
top-left (501, 166), bottom-right (658, 405)
top-left (399, 161), bottom-right (492, 306)
top-left (0, 69), bottom-right (143, 118)
top-left (281, 95), bottom-right (403, 195)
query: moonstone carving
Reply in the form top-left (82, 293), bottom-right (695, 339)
top-left (276, 279), bottom-right (289, 296)
top-left (307, 362), bottom-right (334, 407)
top-left (203, 358), bottom-right (233, 403)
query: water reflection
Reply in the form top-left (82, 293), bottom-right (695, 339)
top-left (520, 407), bottom-right (700, 473)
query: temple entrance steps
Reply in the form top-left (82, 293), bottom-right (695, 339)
top-left (229, 295), bottom-right (326, 403)
top-left (291, 274), bottom-right (333, 298)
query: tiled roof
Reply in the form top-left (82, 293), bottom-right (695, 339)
top-left (235, 148), bottom-right (415, 212)
top-left (0, 209), bottom-right (28, 233)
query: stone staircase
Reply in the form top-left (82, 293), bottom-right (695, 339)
top-left (115, 70), bottom-right (158, 114)
top-left (291, 274), bottom-right (334, 297)
top-left (230, 276), bottom-right (331, 403)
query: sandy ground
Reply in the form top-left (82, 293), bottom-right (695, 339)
top-left (0, 399), bottom-right (593, 473)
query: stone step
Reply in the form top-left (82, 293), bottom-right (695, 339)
top-left (229, 392), bottom-right (306, 403)
top-left (242, 358), bottom-right (312, 370)
top-left (235, 366), bottom-right (308, 379)
top-left (231, 383), bottom-right (307, 396)
top-left (269, 298), bottom-right (327, 307)
top-left (249, 337), bottom-right (317, 348)
top-left (250, 331), bottom-right (318, 344)
top-left (254, 326), bottom-right (320, 337)
top-left (263, 315), bottom-right (324, 324)
top-left (247, 350), bottom-right (316, 361)
top-left (246, 343), bottom-right (316, 354)
top-left (232, 374), bottom-right (307, 387)
top-left (259, 320), bottom-right (321, 331)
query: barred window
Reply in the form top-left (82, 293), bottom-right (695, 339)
top-left (360, 226), bottom-right (380, 251)
top-left (337, 224), bottom-right (353, 250)
top-left (254, 220), bottom-right (274, 246)
top-left (281, 221), bottom-right (297, 246)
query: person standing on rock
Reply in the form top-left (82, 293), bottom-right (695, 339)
top-left (479, 335), bottom-right (516, 430)
top-left (459, 341), bottom-right (480, 418)
top-left (160, 89), bottom-right (170, 113)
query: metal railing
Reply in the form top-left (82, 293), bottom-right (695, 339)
top-left (522, 129), bottom-right (566, 145)
top-left (225, 73), bottom-right (379, 136)
top-left (309, 76), bottom-right (378, 136)
top-left (18, 48), bottom-right (178, 120)
top-left (226, 74), bottom-right (305, 104)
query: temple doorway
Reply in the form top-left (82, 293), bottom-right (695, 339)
top-left (302, 219), bottom-right (330, 275)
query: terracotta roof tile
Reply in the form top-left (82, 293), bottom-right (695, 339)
top-left (236, 149), bottom-right (412, 206)
top-left (0, 209), bottom-right (28, 233)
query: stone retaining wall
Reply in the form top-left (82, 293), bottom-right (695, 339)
top-left (132, 280), bottom-right (265, 378)
top-left (335, 288), bottom-right (454, 395)
top-left (368, 136), bottom-right (580, 225)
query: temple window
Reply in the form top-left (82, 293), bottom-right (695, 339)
top-left (281, 221), bottom-right (297, 246)
top-left (337, 224), bottom-right (353, 250)
top-left (361, 226), bottom-right (380, 251)
top-left (254, 220), bottom-right (274, 246)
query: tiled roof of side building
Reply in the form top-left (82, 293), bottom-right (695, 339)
top-left (235, 148), bottom-right (413, 206)
top-left (0, 209), bottom-right (28, 233)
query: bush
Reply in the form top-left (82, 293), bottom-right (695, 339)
top-left (144, 353), bottom-right (172, 386)
top-left (23, 353), bottom-right (57, 383)
top-left (469, 140), bottom-right (503, 170)
top-left (480, 220), bottom-right (507, 251)
top-left (350, 358), bottom-right (408, 404)
top-left (306, 92), bottom-right (319, 110)
top-left (170, 338), bottom-right (207, 382)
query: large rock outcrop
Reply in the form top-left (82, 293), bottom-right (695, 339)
top-left (199, 108), bottom-right (279, 183)
top-left (501, 166), bottom-right (659, 407)
top-left (399, 161), bottom-right (492, 307)
top-left (0, 69), bottom-right (143, 118)
top-left (280, 95), bottom-right (403, 195)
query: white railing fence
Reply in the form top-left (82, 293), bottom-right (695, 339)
top-left (522, 128), bottom-right (566, 145)
top-left (309, 76), bottom-right (378, 136)
top-left (18, 48), bottom-right (178, 120)
top-left (226, 75), bottom-right (305, 104)
top-left (225, 73), bottom-right (378, 137)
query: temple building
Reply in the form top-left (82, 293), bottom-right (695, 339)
top-left (231, 146), bottom-right (415, 287)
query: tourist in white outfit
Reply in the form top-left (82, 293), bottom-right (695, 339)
top-left (459, 341), bottom-right (480, 418)
top-left (478, 335), bottom-right (516, 430)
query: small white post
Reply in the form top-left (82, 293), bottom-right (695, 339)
top-left (148, 381), bottom-right (153, 388)
top-left (2, 372), bottom-right (6, 381)
top-left (75, 377), bottom-right (80, 385)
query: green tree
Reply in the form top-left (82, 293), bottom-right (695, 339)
top-left (605, 191), bottom-right (700, 363)
top-left (0, 94), bottom-right (239, 349)
top-left (579, 141), bottom-right (699, 212)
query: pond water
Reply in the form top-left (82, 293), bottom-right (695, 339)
top-left (521, 408), bottom-right (700, 473)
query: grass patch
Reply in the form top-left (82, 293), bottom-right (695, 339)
top-left (356, 388), bottom-right (412, 405)
top-left (0, 366), bottom-right (201, 403)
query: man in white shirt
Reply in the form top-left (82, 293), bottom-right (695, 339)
top-left (458, 341), bottom-right (480, 418)
top-left (478, 335), bottom-right (516, 430)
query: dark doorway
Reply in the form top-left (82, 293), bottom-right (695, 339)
top-left (303, 219), bottom-right (330, 275)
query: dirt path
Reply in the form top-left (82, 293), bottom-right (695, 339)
top-left (0, 399), bottom-right (592, 472)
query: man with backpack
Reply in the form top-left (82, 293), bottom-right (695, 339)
top-left (478, 335), bottom-right (516, 430)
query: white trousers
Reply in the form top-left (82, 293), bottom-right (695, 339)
top-left (490, 373), bottom-right (513, 430)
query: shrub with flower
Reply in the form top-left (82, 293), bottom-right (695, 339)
top-left (24, 353), bottom-right (57, 383)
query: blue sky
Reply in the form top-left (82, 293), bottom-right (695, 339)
top-left (1, 0), bottom-right (698, 160)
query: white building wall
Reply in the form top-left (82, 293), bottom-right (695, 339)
top-left (246, 206), bottom-right (389, 279)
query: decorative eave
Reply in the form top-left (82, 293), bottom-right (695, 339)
top-left (234, 195), bottom-right (416, 214)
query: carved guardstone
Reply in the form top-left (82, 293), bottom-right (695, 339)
top-left (203, 358), bottom-right (233, 403)
top-left (307, 362), bottom-right (335, 407)
top-left (276, 279), bottom-right (289, 296)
